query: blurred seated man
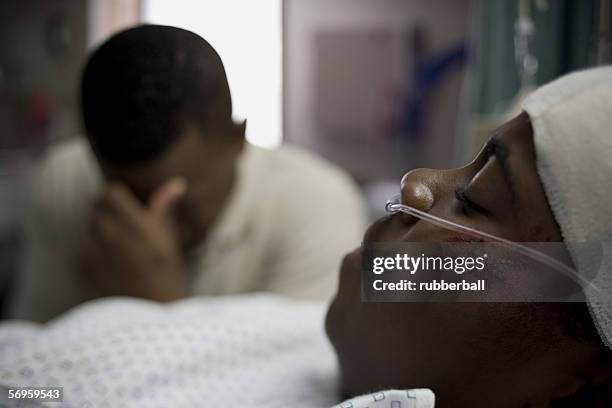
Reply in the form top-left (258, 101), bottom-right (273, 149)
top-left (1, 67), bottom-right (612, 407)
top-left (8, 25), bottom-right (365, 322)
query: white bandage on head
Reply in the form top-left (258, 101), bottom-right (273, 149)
top-left (522, 66), bottom-right (612, 348)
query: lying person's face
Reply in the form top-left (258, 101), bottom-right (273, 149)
top-left (326, 113), bottom-right (612, 407)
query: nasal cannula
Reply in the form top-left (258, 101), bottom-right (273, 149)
top-left (385, 195), bottom-right (601, 294)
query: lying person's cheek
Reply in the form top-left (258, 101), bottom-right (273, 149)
top-left (326, 249), bottom-right (364, 345)
top-left (363, 213), bottom-right (473, 244)
top-left (362, 215), bottom-right (397, 243)
top-left (334, 248), bottom-right (363, 300)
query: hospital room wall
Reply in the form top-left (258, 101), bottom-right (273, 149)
top-left (283, 0), bottom-right (471, 187)
top-left (283, 0), bottom-right (602, 188)
top-left (0, 0), bottom-right (140, 316)
top-left (477, 0), bottom-right (596, 116)
top-left (452, 0), bottom-right (601, 166)
top-left (0, 0), bottom-right (89, 316)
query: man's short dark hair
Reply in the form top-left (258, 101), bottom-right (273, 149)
top-left (81, 24), bottom-right (232, 165)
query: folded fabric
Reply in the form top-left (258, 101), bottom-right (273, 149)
top-left (332, 389), bottom-right (435, 408)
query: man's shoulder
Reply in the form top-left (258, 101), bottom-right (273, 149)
top-left (238, 143), bottom-right (365, 219)
top-left (28, 137), bottom-right (102, 219)
top-left (245, 143), bottom-right (356, 189)
top-left (40, 137), bottom-right (97, 172)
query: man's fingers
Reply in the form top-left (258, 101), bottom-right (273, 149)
top-left (90, 210), bottom-right (123, 243)
top-left (96, 182), bottom-right (148, 229)
top-left (149, 177), bottom-right (187, 217)
top-left (94, 178), bottom-right (186, 236)
top-left (88, 210), bottom-right (144, 263)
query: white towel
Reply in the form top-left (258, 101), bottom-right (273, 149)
top-left (522, 66), bottom-right (612, 348)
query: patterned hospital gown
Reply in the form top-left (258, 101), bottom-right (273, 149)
top-left (0, 295), bottom-right (434, 408)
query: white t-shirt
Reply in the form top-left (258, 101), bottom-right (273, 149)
top-left (8, 139), bottom-right (366, 321)
top-left (0, 296), bottom-right (435, 408)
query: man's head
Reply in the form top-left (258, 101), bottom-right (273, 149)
top-left (81, 25), bottom-right (245, 247)
top-left (326, 112), bottom-right (612, 406)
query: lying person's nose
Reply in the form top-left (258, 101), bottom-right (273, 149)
top-left (399, 168), bottom-right (436, 225)
top-left (362, 167), bottom-right (445, 243)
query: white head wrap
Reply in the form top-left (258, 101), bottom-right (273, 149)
top-left (522, 66), bottom-right (612, 348)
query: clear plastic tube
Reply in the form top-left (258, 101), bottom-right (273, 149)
top-left (385, 195), bottom-right (600, 294)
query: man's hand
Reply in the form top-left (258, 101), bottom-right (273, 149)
top-left (81, 178), bottom-right (187, 301)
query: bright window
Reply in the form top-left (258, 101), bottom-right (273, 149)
top-left (142, 0), bottom-right (283, 148)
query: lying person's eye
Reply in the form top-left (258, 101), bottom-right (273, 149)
top-left (454, 187), bottom-right (488, 215)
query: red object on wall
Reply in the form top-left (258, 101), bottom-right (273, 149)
top-left (26, 91), bottom-right (51, 138)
